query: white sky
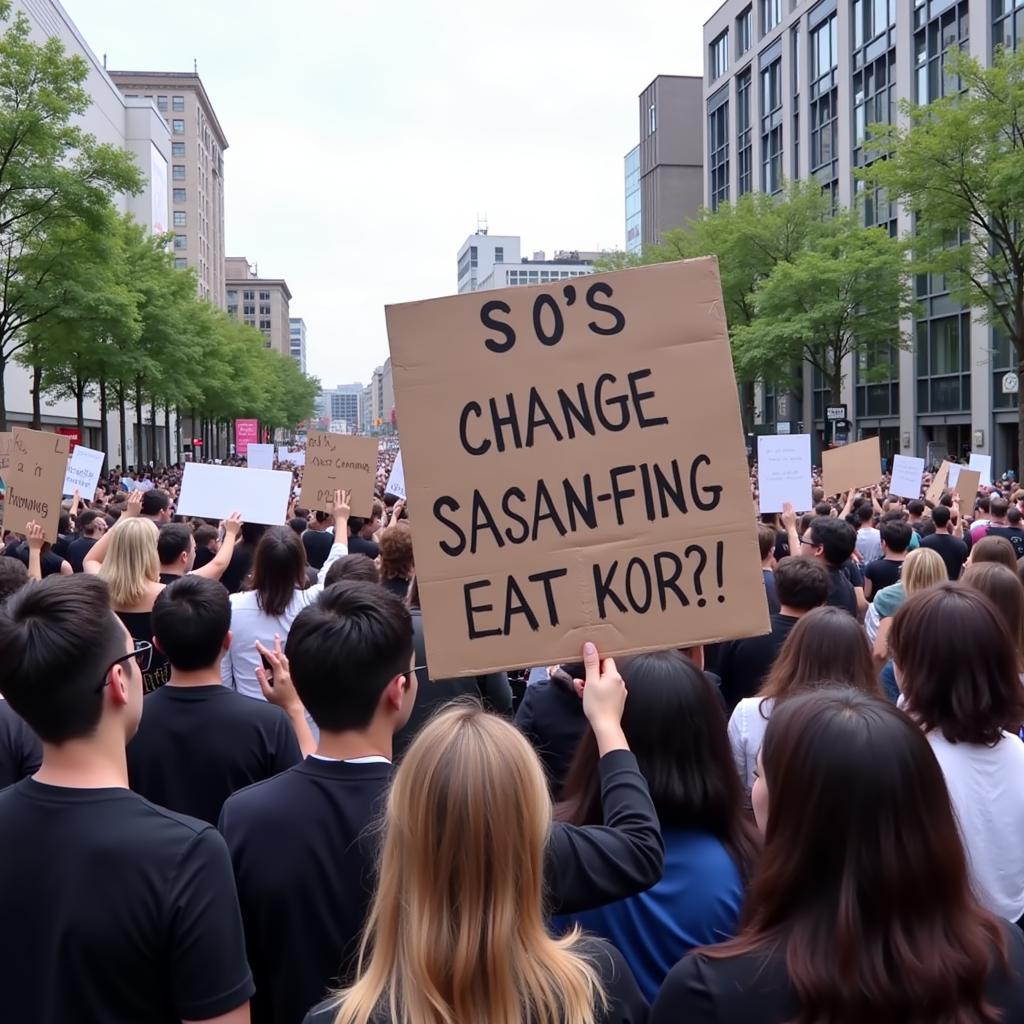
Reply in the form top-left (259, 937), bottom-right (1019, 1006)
top-left (64, 0), bottom-right (724, 388)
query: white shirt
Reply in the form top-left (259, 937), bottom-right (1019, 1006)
top-left (928, 730), bottom-right (1024, 921)
top-left (221, 541), bottom-right (347, 700)
top-left (856, 526), bottom-right (883, 563)
top-left (728, 696), bottom-right (775, 793)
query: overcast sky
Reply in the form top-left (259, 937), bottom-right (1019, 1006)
top-left (65, 0), bottom-right (723, 388)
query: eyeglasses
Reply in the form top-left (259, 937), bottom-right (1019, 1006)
top-left (95, 640), bottom-right (153, 693)
top-left (799, 538), bottom-right (816, 546)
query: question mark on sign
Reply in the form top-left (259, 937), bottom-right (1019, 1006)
top-left (685, 544), bottom-right (708, 608)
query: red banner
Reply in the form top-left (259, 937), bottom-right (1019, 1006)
top-left (234, 419), bottom-right (259, 456)
top-left (56, 427), bottom-right (81, 452)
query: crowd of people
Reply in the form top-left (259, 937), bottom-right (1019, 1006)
top-left (2, 443), bottom-right (1024, 1022)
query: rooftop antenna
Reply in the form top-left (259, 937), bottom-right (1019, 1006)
top-left (476, 213), bottom-right (488, 236)
top-left (193, 57), bottom-right (198, 74)
top-left (102, 53), bottom-right (107, 69)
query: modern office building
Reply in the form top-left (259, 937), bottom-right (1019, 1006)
top-left (703, 0), bottom-right (1018, 470)
top-left (289, 317), bottom-right (307, 374)
top-left (109, 70), bottom-right (228, 308)
top-left (320, 383), bottom-right (362, 433)
top-left (225, 257), bottom-right (292, 356)
top-left (456, 232), bottom-right (600, 292)
top-left (624, 145), bottom-right (642, 254)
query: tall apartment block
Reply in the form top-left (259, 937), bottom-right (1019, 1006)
top-left (289, 317), bottom-right (307, 374)
top-left (109, 71), bottom-right (228, 308)
top-left (225, 257), bottom-right (292, 357)
top-left (457, 232), bottom-right (600, 293)
top-left (703, 0), bottom-right (1021, 471)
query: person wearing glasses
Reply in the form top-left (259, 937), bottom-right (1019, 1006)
top-left (796, 515), bottom-right (860, 618)
top-left (0, 575), bottom-right (253, 1024)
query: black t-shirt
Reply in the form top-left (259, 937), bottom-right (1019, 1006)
top-left (717, 613), bottom-right (799, 711)
top-left (65, 535), bottom-right (97, 573)
top-left (989, 525), bottom-right (1024, 559)
top-left (302, 936), bottom-right (648, 1024)
top-left (382, 576), bottom-right (409, 601)
top-left (864, 557), bottom-right (903, 598)
top-left (302, 529), bottom-right (334, 570)
top-left (0, 779), bottom-right (254, 1023)
top-left (158, 571), bottom-right (182, 586)
top-left (347, 534), bottom-right (380, 558)
top-left (650, 921), bottom-right (1024, 1024)
top-left (116, 610), bottom-right (171, 692)
top-left (825, 567), bottom-right (858, 616)
top-left (193, 545), bottom-right (215, 570)
top-left (127, 684), bottom-right (302, 825)
top-left (0, 700), bottom-right (41, 787)
top-left (921, 532), bottom-right (968, 581)
top-left (514, 677), bottom-right (588, 792)
top-left (220, 545), bottom-right (255, 594)
top-left (7, 542), bottom-right (65, 577)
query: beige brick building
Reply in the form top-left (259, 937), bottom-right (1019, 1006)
top-left (109, 70), bottom-right (228, 308)
top-left (225, 257), bottom-right (292, 357)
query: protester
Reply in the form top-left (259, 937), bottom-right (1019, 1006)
top-left (377, 521), bottom-right (414, 601)
top-left (920, 503), bottom-right (967, 580)
top-left (991, 505), bottom-right (1024, 558)
top-left (756, 522), bottom-right (780, 614)
top-left (0, 576), bottom-right (254, 1022)
top-left (0, 557), bottom-right (41, 786)
top-left (863, 519), bottom-right (911, 600)
top-left (126, 576), bottom-right (306, 824)
top-left (515, 660), bottom-right (588, 792)
top-left (346, 501), bottom-right (383, 558)
top-left (65, 508), bottom-right (108, 572)
top-left (968, 533), bottom-right (1019, 571)
top-left (651, 688), bottom-right (1024, 1022)
top-left (219, 521), bottom-right (268, 594)
top-left (4, 531), bottom-right (72, 578)
top-left (140, 487), bottom-right (173, 524)
top-left (962, 562), bottom-right (1024, 667)
top-left (854, 501), bottom-right (882, 562)
top-left (891, 584), bottom-right (1024, 922)
top-left (156, 516), bottom-right (241, 584)
top-left (191, 522), bottom-right (221, 569)
top-left (554, 651), bottom-right (756, 1001)
top-left (728, 606), bottom-right (879, 792)
top-left (0, 556), bottom-right (29, 603)
top-left (323, 552), bottom-right (380, 586)
top-left (796, 515), bottom-right (860, 617)
top-left (302, 510), bottom-right (335, 570)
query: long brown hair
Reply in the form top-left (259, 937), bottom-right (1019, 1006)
top-left (246, 525), bottom-right (308, 617)
top-left (557, 650), bottom-right (757, 879)
top-left (758, 605), bottom-right (879, 716)
top-left (330, 706), bottom-right (606, 1024)
top-left (705, 687), bottom-right (1008, 1024)
top-left (962, 562), bottom-right (1024, 667)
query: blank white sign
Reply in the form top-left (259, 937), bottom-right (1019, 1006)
top-left (758, 434), bottom-right (812, 513)
top-left (246, 443), bottom-right (275, 471)
top-left (385, 451), bottom-right (405, 500)
top-left (176, 463), bottom-right (292, 525)
top-left (968, 453), bottom-right (992, 488)
top-left (889, 454), bottom-right (925, 500)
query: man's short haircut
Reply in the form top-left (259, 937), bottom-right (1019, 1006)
top-left (990, 497), bottom-right (1010, 519)
top-left (976, 495), bottom-right (991, 514)
top-left (814, 502), bottom-right (832, 517)
top-left (141, 489), bottom-right (170, 517)
top-left (1009, 507), bottom-right (1022, 527)
top-left (313, 510), bottom-right (330, 525)
top-left (152, 576), bottom-right (230, 672)
top-left (0, 557), bottom-right (29, 604)
top-left (347, 515), bottom-right (370, 536)
top-left (812, 487), bottom-right (825, 503)
top-left (324, 553), bottom-right (380, 587)
top-left (76, 509), bottom-right (105, 535)
top-left (157, 523), bottom-right (193, 565)
top-left (855, 503), bottom-right (875, 525)
top-left (907, 500), bottom-right (925, 517)
top-left (0, 575), bottom-right (125, 743)
top-left (774, 556), bottom-right (830, 611)
top-left (880, 520), bottom-right (913, 553)
top-left (193, 524), bottom-right (219, 547)
top-left (809, 517), bottom-right (857, 568)
top-left (931, 504), bottom-right (951, 528)
top-left (288, 517), bottom-right (307, 535)
top-left (756, 523), bottom-right (776, 561)
top-left (286, 581), bottom-right (413, 732)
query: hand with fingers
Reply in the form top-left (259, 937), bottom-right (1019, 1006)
top-left (254, 634), bottom-right (303, 714)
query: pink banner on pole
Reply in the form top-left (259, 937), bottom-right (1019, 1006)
top-left (235, 419), bottom-right (259, 456)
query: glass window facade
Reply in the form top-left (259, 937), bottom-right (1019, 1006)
top-left (855, 342), bottom-right (900, 418)
top-left (762, 0), bottom-right (781, 33)
top-left (173, 211), bottom-right (186, 227)
top-left (172, 119), bottom-right (185, 135)
top-left (992, 325), bottom-right (1019, 409)
top-left (994, 0), bottom-right (1024, 51)
top-left (914, 1), bottom-right (969, 103)
top-left (737, 6), bottom-right (752, 55)
top-left (709, 96), bottom-right (730, 210)
top-left (761, 57), bottom-right (784, 194)
top-left (711, 31), bottom-right (730, 80)
top-left (737, 70), bottom-right (753, 196)
top-left (624, 146), bottom-right (642, 253)
top-left (809, 13), bottom-right (838, 204)
top-left (172, 95), bottom-right (185, 112)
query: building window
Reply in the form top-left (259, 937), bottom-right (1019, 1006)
top-left (259, 303), bottom-right (271, 315)
top-left (992, 325), bottom-right (1019, 409)
top-left (736, 71), bottom-right (753, 196)
top-left (761, 57), bottom-right (784, 195)
top-left (709, 99), bottom-right (730, 210)
top-left (259, 290), bottom-right (270, 300)
top-left (156, 95), bottom-right (168, 112)
top-left (172, 164), bottom-right (185, 180)
top-left (172, 119), bottom-right (185, 135)
top-left (243, 303), bottom-right (255, 315)
top-left (854, 0), bottom-right (895, 49)
top-left (710, 31), bottom-right (730, 80)
top-left (648, 103), bottom-right (656, 134)
top-left (174, 257), bottom-right (187, 269)
top-left (915, 268), bottom-right (970, 413)
top-left (914, 1), bottom-right (969, 104)
top-left (994, 0), bottom-right (1024, 51)
top-left (792, 25), bottom-right (801, 179)
top-left (762, 0), bottom-right (781, 33)
top-left (809, 13), bottom-right (838, 201)
top-left (495, 246), bottom-right (504, 263)
top-left (173, 188), bottom-right (186, 203)
top-left (855, 342), bottom-right (900, 417)
top-left (174, 234), bottom-right (187, 250)
top-left (243, 290), bottom-right (254, 301)
top-left (173, 211), bottom-right (186, 227)
top-left (172, 142), bottom-right (185, 157)
top-left (737, 6), bottom-right (752, 55)
top-left (172, 95), bottom-right (185, 112)
top-left (259, 319), bottom-right (272, 330)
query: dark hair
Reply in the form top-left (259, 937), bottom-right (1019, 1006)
top-left (891, 584), bottom-right (1024, 745)
top-left (141, 489), bottom-right (170, 517)
top-left (773, 557), bottom-right (829, 611)
top-left (324, 553), bottom-right (380, 588)
top-left (240, 522), bottom-right (267, 547)
top-left (705, 688), bottom-right (1007, 1023)
top-left (932, 505), bottom-right (951, 528)
top-left (977, 495), bottom-right (991, 514)
top-left (557, 650), bottom-right (758, 878)
top-left (157, 523), bottom-right (193, 565)
top-left (247, 526), bottom-right (308, 617)
top-left (807, 517), bottom-right (857, 568)
top-left (379, 523), bottom-right (414, 581)
top-left (962, 563), bottom-right (1024, 664)
top-left (756, 523), bottom-right (776, 561)
top-left (880, 520), bottom-right (912, 553)
top-left (0, 576), bottom-right (126, 743)
top-left (286, 582), bottom-right (413, 732)
top-left (313, 510), bottom-right (331, 525)
top-left (970, 535), bottom-right (1017, 571)
top-left (193, 524), bottom-right (219, 547)
top-left (760, 607), bottom-right (879, 708)
top-left (152, 576), bottom-right (230, 671)
top-left (77, 509), bottom-right (105, 536)
top-left (813, 502), bottom-right (832, 517)
top-left (990, 497), bottom-right (1009, 519)
top-left (855, 503), bottom-right (874, 525)
top-left (1009, 507), bottom-right (1023, 527)
top-left (287, 516), bottom-right (307, 535)
top-left (0, 556), bottom-right (29, 604)
top-left (907, 500), bottom-right (925, 517)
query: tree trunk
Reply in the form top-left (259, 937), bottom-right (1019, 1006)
top-left (99, 379), bottom-right (110, 463)
top-left (0, 353), bottom-right (8, 432)
top-left (148, 399), bottom-right (157, 466)
top-left (134, 379), bottom-right (144, 466)
top-left (30, 363), bottom-right (42, 430)
top-left (1018, 352), bottom-right (1024, 479)
top-left (75, 377), bottom-right (85, 434)
top-left (118, 391), bottom-right (128, 469)
top-left (164, 403), bottom-right (172, 467)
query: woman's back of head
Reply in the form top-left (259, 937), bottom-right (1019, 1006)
top-left (334, 705), bottom-right (604, 1024)
top-left (901, 546), bottom-right (947, 595)
top-left (962, 562), bottom-right (1024, 663)
top-left (710, 687), bottom-right (1006, 1023)
top-left (969, 534), bottom-right (1017, 571)
top-left (249, 525), bottom-right (307, 617)
top-left (99, 518), bottom-right (159, 608)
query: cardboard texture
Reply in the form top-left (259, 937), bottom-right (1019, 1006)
top-left (385, 257), bottom-right (770, 679)
top-left (176, 463), bottom-right (292, 525)
top-left (3, 428), bottom-right (70, 542)
top-left (0, 432), bottom-right (10, 478)
top-left (757, 434), bottom-right (812, 513)
top-left (968, 453), bottom-right (993, 488)
top-left (888, 454), bottom-right (925, 500)
top-left (952, 468), bottom-right (981, 504)
top-left (246, 443), bottom-right (276, 471)
top-left (300, 432), bottom-right (377, 516)
top-left (926, 461), bottom-right (952, 504)
top-left (822, 436), bottom-right (881, 496)
top-left (62, 445), bottom-right (105, 499)
top-left (385, 451), bottom-right (406, 500)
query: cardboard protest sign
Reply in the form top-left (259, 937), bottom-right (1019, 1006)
top-left (3, 428), bottom-right (70, 542)
top-left (757, 434), bottom-right (812, 513)
top-left (300, 432), bottom-right (377, 516)
top-left (62, 444), bottom-right (105, 499)
top-left (968, 453), bottom-right (993, 488)
top-left (952, 468), bottom-right (981, 504)
top-left (246, 443), bottom-right (276, 471)
top-left (0, 432), bottom-right (10, 480)
top-left (176, 463), bottom-right (291, 525)
top-left (385, 451), bottom-right (406, 500)
top-left (385, 257), bottom-right (770, 679)
top-left (888, 454), bottom-right (925, 500)
top-left (925, 461), bottom-right (952, 504)
top-left (822, 436), bottom-right (881, 496)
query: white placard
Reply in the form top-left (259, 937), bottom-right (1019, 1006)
top-left (277, 446), bottom-right (305, 466)
top-left (948, 464), bottom-right (961, 488)
top-left (62, 445), bottom-right (105, 498)
top-left (968, 453), bottom-right (992, 488)
top-left (176, 463), bottom-right (292, 526)
top-left (757, 434), bottom-right (812, 513)
top-left (385, 451), bottom-right (405, 500)
top-left (889, 454), bottom-right (925, 500)
top-left (247, 443), bottom-right (275, 471)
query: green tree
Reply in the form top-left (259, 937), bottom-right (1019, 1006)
top-left (0, 0), bottom-right (141, 429)
top-left (864, 45), bottom-right (1024, 469)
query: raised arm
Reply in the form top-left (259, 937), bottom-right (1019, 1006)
top-left (84, 489), bottom-right (142, 573)
top-left (25, 521), bottom-right (44, 582)
top-left (317, 489), bottom-right (351, 584)
top-left (192, 514), bottom-right (242, 581)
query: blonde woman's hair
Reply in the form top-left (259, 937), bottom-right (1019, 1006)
top-left (901, 546), bottom-right (947, 595)
top-left (98, 518), bottom-right (159, 608)
top-left (331, 705), bottom-right (606, 1024)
